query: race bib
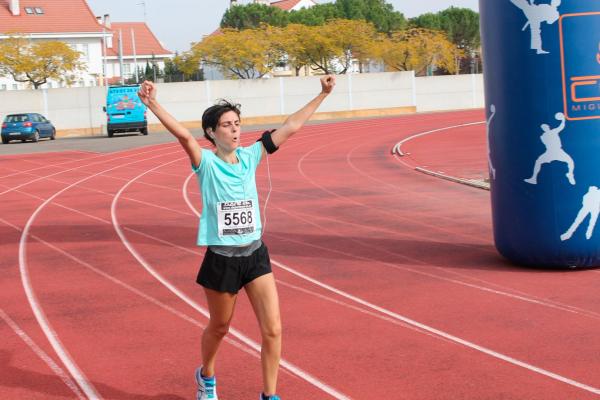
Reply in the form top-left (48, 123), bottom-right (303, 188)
top-left (217, 200), bottom-right (256, 237)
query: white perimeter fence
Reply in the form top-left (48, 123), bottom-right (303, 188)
top-left (0, 72), bottom-right (484, 134)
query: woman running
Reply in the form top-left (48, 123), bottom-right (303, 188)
top-left (138, 75), bottom-right (335, 400)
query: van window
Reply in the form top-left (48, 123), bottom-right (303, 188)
top-left (6, 114), bottom-right (29, 123)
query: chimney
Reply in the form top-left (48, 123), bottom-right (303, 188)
top-left (103, 15), bottom-right (113, 49)
top-left (103, 14), bottom-right (111, 29)
top-left (96, 16), bottom-right (102, 25)
top-left (9, 0), bottom-right (20, 16)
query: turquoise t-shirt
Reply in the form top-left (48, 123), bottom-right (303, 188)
top-left (193, 141), bottom-right (263, 246)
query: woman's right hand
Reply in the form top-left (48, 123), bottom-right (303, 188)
top-left (138, 80), bottom-right (156, 107)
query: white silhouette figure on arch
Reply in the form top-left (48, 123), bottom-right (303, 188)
top-left (561, 186), bottom-right (600, 241)
top-left (510, 0), bottom-right (561, 55)
top-left (487, 104), bottom-right (497, 180)
top-left (524, 112), bottom-right (575, 185)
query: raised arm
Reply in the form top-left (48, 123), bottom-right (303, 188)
top-left (270, 75), bottom-right (335, 150)
top-left (138, 81), bottom-right (202, 168)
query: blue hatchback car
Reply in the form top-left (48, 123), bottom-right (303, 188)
top-left (1, 113), bottom-right (56, 144)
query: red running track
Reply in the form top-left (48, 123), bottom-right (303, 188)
top-left (2, 110), bottom-right (600, 399)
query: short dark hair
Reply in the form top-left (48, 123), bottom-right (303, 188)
top-left (202, 99), bottom-right (241, 145)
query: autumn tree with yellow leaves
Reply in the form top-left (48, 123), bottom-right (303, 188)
top-left (189, 20), bottom-right (461, 79)
top-left (191, 26), bottom-right (284, 79)
top-left (376, 28), bottom-right (461, 75)
top-left (270, 19), bottom-right (380, 75)
top-left (0, 36), bottom-right (85, 89)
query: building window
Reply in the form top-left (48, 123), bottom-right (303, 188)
top-left (34, 7), bottom-right (44, 14)
top-left (0, 84), bottom-right (7, 91)
top-left (24, 7), bottom-right (33, 14)
top-left (76, 43), bottom-right (89, 62)
top-left (122, 63), bottom-right (131, 76)
top-left (12, 84), bottom-right (18, 90)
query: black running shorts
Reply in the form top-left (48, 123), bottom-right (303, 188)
top-left (197, 242), bottom-right (272, 294)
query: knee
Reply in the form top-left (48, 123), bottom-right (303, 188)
top-left (207, 321), bottom-right (230, 339)
top-left (261, 321), bottom-right (282, 342)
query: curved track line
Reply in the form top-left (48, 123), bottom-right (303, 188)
top-left (182, 168), bottom-right (600, 396)
top-left (269, 258), bottom-right (600, 395)
top-left (392, 121), bottom-right (485, 156)
top-left (1, 142), bottom-right (181, 196)
top-left (270, 206), bottom-right (600, 320)
top-left (18, 148), bottom-right (183, 399)
top-left (391, 121), bottom-right (489, 190)
top-left (0, 307), bottom-right (85, 399)
top-left (111, 156), bottom-right (351, 400)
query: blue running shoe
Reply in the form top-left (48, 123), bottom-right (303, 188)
top-left (260, 394), bottom-right (281, 400)
top-left (195, 367), bottom-right (218, 400)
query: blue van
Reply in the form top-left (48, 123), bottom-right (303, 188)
top-left (104, 85), bottom-right (148, 137)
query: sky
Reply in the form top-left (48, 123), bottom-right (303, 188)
top-left (86, 0), bottom-right (479, 53)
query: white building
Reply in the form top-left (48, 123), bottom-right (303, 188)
top-left (0, 0), bottom-right (107, 90)
top-left (0, 0), bottom-right (172, 90)
top-left (102, 19), bottom-right (173, 85)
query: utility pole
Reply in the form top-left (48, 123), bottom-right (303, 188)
top-left (118, 29), bottom-right (124, 85)
top-left (131, 28), bottom-right (139, 84)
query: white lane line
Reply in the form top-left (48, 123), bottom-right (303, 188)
top-left (391, 121), bottom-right (490, 190)
top-left (185, 141), bottom-right (600, 395)
top-left (9, 184), bottom-right (431, 341)
top-left (273, 280), bottom-right (450, 343)
top-left (392, 121), bottom-right (485, 156)
top-left (271, 206), bottom-right (600, 321)
top-left (1, 217), bottom-right (262, 365)
top-left (18, 148), bottom-right (184, 399)
top-left (112, 157), bottom-right (351, 400)
top-left (1, 142), bottom-right (180, 196)
top-left (270, 258), bottom-right (600, 395)
top-left (0, 307), bottom-right (86, 399)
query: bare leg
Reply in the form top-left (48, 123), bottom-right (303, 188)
top-left (245, 273), bottom-right (281, 396)
top-left (201, 288), bottom-right (238, 377)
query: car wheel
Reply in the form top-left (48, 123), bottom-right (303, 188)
top-left (50, 129), bottom-right (56, 140)
top-left (108, 130), bottom-right (114, 138)
top-left (2, 137), bottom-right (8, 144)
top-left (141, 128), bottom-right (148, 136)
top-left (32, 130), bottom-right (40, 142)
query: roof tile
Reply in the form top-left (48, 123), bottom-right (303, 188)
top-left (105, 22), bottom-right (171, 57)
top-left (0, 0), bottom-right (104, 34)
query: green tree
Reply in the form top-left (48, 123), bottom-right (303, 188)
top-left (437, 7), bottom-right (480, 50)
top-left (409, 12), bottom-right (441, 30)
top-left (288, 3), bottom-right (342, 26)
top-left (221, 3), bottom-right (288, 29)
top-left (332, 0), bottom-right (406, 33)
top-left (220, 0), bottom-right (406, 34)
top-left (410, 7), bottom-right (479, 49)
top-left (0, 36), bottom-right (85, 89)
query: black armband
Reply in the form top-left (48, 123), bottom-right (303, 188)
top-left (257, 129), bottom-right (279, 154)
